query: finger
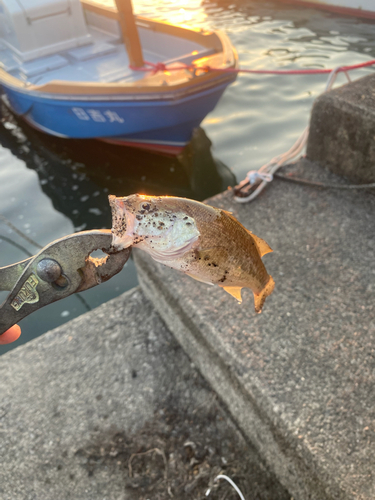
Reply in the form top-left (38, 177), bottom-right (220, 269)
top-left (0, 325), bottom-right (21, 345)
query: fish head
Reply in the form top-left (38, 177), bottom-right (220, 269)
top-left (109, 194), bottom-right (200, 259)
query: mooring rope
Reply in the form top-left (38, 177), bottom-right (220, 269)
top-left (232, 65), bottom-right (354, 202)
top-left (131, 58), bottom-right (375, 202)
top-left (0, 214), bottom-right (42, 249)
top-left (130, 57), bottom-right (375, 76)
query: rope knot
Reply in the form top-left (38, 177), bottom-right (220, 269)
top-left (152, 62), bottom-right (167, 73)
top-left (129, 61), bottom-right (168, 74)
top-left (247, 170), bottom-right (273, 185)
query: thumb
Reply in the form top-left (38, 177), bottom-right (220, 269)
top-left (0, 325), bottom-right (21, 345)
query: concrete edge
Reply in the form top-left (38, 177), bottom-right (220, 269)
top-left (135, 254), bottom-right (347, 500)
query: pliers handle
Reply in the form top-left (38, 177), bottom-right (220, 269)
top-left (0, 229), bottom-right (131, 338)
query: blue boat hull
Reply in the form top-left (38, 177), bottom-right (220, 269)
top-left (2, 79), bottom-right (234, 153)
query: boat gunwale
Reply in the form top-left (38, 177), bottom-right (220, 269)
top-left (1, 70), bottom-right (237, 102)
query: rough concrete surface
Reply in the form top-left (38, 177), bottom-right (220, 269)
top-left (307, 73), bottom-right (375, 183)
top-left (134, 160), bottom-right (375, 500)
top-left (0, 287), bottom-right (290, 500)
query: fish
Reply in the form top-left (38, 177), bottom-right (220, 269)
top-left (109, 194), bottom-right (275, 313)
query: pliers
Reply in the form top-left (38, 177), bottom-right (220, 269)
top-left (0, 230), bottom-right (131, 338)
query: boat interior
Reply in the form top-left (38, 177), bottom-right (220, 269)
top-left (0, 0), bottom-right (224, 87)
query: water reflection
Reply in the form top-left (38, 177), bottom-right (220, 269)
top-left (1, 107), bottom-right (236, 232)
top-left (199, 0), bottom-right (375, 178)
top-left (202, 0), bottom-right (375, 61)
top-left (0, 105), bottom-right (236, 353)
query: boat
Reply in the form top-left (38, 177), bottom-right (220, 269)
top-left (278, 0), bottom-right (375, 20)
top-left (1, 102), bottom-right (237, 205)
top-left (0, 0), bottom-right (238, 155)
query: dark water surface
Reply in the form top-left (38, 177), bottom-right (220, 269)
top-left (1, 0), bottom-right (375, 352)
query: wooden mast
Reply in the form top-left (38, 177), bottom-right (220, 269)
top-left (114, 0), bottom-right (144, 68)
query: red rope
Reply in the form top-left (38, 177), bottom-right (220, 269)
top-left (129, 61), bottom-right (195, 74)
top-left (130, 58), bottom-right (375, 76)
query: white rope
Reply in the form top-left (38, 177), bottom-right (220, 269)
top-left (205, 474), bottom-right (246, 500)
top-left (234, 66), bottom-right (351, 204)
top-left (247, 170), bottom-right (273, 184)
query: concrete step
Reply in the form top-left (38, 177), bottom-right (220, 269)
top-left (134, 159), bottom-right (375, 500)
top-left (0, 287), bottom-right (290, 500)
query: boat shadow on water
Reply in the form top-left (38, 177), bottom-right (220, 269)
top-left (0, 106), bottom-right (236, 232)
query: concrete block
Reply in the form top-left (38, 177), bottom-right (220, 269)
top-left (134, 160), bottom-right (375, 500)
top-left (307, 73), bottom-right (375, 183)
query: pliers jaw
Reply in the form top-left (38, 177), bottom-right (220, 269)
top-left (0, 230), bottom-right (131, 338)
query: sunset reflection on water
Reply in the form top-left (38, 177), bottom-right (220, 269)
top-left (94, 0), bottom-right (208, 25)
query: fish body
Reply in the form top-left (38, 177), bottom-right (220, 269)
top-left (109, 194), bottom-right (274, 313)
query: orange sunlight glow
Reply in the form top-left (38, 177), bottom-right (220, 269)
top-left (92, 0), bottom-right (208, 30)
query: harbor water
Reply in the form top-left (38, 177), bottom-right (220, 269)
top-left (1, 0), bottom-right (375, 352)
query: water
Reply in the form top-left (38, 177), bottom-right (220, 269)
top-left (1, 0), bottom-right (375, 353)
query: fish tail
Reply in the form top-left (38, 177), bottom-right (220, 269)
top-left (253, 275), bottom-right (275, 313)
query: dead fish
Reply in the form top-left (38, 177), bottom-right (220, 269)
top-left (109, 194), bottom-right (275, 313)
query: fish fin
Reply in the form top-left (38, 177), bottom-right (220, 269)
top-left (221, 209), bottom-right (233, 215)
top-left (186, 272), bottom-right (214, 285)
top-left (253, 275), bottom-right (275, 313)
top-left (249, 232), bottom-right (273, 257)
top-left (223, 286), bottom-right (243, 303)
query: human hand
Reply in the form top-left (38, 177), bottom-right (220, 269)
top-left (0, 325), bottom-right (21, 345)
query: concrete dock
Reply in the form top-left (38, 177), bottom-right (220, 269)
top-left (0, 288), bottom-right (290, 500)
top-left (135, 157), bottom-right (375, 499)
top-left (1, 76), bottom-right (374, 499)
